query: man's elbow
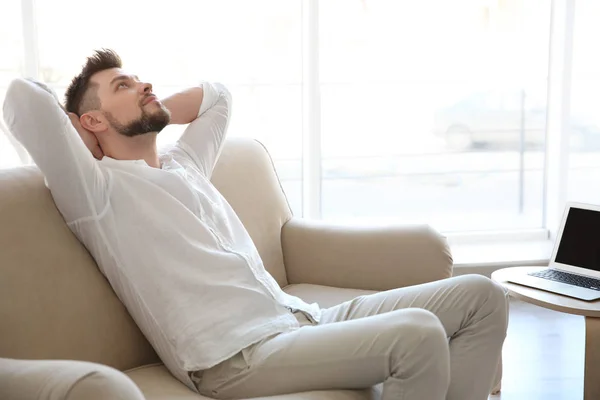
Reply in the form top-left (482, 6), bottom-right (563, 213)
top-left (213, 82), bottom-right (232, 104)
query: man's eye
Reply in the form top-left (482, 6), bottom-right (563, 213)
top-left (117, 82), bottom-right (128, 89)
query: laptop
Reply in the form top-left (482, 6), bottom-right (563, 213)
top-left (508, 202), bottom-right (600, 301)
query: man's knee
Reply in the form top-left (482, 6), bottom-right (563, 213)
top-left (391, 309), bottom-right (448, 354)
top-left (400, 308), bottom-right (443, 329)
top-left (457, 274), bottom-right (508, 304)
top-left (457, 274), bottom-right (509, 331)
top-left (387, 309), bottom-right (450, 382)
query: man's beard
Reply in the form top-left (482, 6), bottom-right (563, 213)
top-left (104, 106), bottom-right (171, 138)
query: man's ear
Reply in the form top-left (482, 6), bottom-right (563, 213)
top-left (80, 111), bottom-right (107, 133)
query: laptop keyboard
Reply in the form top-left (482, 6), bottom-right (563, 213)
top-left (528, 269), bottom-right (600, 291)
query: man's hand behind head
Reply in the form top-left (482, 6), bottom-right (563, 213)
top-left (68, 113), bottom-right (104, 160)
top-left (27, 78), bottom-right (104, 160)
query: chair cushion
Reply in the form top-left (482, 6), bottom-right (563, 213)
top-left (0, 167), bottom-right (158, 370)
top-left (126, 364), bottom-right (379, 400)
top-left (211, 138), bottom-right (292, 287)
top-left (283, 283), bottom-right (377, 309)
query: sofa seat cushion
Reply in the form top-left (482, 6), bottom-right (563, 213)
top-left (126, 364), bottom-right (379, 400)
top-left (283, 283), bottom-right (377, 309)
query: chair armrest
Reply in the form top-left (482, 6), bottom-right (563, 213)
top-left (281, 218), bottom-right (453, 291)
top-left (0, 358), bottom-right (145, 400)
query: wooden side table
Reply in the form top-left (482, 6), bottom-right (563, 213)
top-left (492, 266), bottom-right (600, 400)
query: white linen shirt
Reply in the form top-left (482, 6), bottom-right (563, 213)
top-left (3, 78), bottom-right (321, 391)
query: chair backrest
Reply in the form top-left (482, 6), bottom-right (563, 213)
top-left (0, 137), bottom-right (293, 370)
top-left (211, 138), bottom-right (293, 287)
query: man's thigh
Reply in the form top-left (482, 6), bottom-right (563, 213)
top-left (196, 309), bottom-right (444, 399)
top-left (320, 274), bottom-right (500, 337)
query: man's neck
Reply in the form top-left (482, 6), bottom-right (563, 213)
top-left (103, 132), bottom-right (161, 168)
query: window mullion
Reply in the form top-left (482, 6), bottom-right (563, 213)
top-left (301, 0), bottom-right (322, 219)
top-left (543, 0), bottom-right (575, 239)
top-left (21, 0), bottom-right (40, 79)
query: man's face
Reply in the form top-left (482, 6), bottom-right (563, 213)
top-left (91, 68), bottom-right (170, 137)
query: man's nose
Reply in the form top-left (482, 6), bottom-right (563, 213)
top-left (139, 82), bottom-right (153, 94)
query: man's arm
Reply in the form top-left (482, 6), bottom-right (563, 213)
top-left (163, 82), bottom-right (232, 177)
top-left (160, 87), bottom-right (204, 125)
top-left (2, 78), bottom-right (108, 223)
top-left (26, 79), bottom-right (104, 160)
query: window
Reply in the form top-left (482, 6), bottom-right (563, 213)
top-left (569, 0), bottom-right (600, 205)
top-left (320, 0), bottom-right (551, 231)
top-left (0, 0), bottom-right (589, 239)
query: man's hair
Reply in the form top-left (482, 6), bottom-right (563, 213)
top-left (65, 49), bottom-right (122, 115)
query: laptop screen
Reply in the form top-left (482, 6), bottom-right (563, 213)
top-left (555, 206), bottom-right (600, 271)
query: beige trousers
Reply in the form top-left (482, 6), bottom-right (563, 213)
top-left (191, 274), bottom-right (509, 400)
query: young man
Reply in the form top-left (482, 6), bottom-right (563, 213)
top-left (3, 49), bottom-right (508, 400)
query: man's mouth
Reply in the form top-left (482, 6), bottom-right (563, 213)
top-left (142, 95), bottom-right (158, 106)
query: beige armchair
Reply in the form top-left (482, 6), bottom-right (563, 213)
top-left (0, 138), bottom-right (496, 399)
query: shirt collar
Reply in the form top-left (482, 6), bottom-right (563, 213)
top-left (99, 154), bottom-right (175, 170)
top-left (100, 156), bottom-right (148, 167)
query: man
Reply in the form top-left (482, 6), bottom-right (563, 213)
top-left (3, 49), bottom-right (508, 400)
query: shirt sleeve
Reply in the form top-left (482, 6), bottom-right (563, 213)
top-left (175, 82), bottom-right (232, 177)
top-left (2, 78), bottom-right (108, 223)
